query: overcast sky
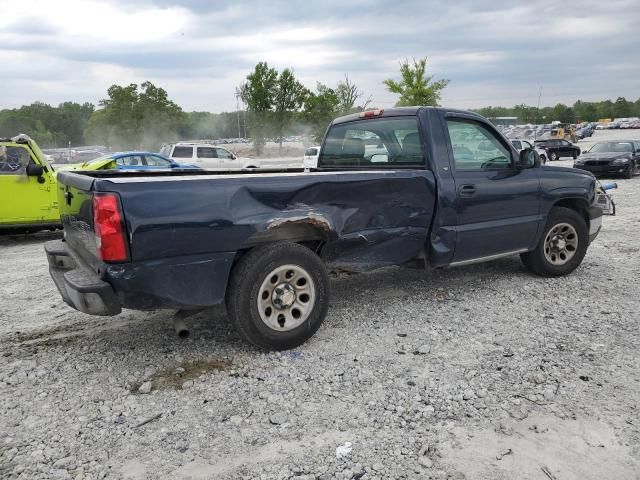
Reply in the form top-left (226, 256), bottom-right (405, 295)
top-left (1, 0), bottom-right (638, 112)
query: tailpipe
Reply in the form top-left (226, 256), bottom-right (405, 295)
top-left (173, 317), bottom-right (190, 338)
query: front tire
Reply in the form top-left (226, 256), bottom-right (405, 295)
top-left (521, 207), bottom-right (588, 277)
top-left (225, 242), bottom-right (330, 350)
top-left (623, 163), bottom-right (633, 179)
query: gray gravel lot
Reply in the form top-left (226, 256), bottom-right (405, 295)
top-left (1, 129), bottom-right (639, 479)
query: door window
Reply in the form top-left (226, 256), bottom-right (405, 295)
top-left (172, 146), bottom-right (193, 158)
top-left (145, 155), bottom-right (172, 167)
top-left (116, 155), bottom-right (143, 166)
top-left (215, 148), bottom-right (234, 160)
top-left (0, 146), bottom-right (30, 174)
top-left (511, 140), bottom-right (522, 150)
top-left (446, 119), bottom-right (512, 170)
top-left (521, 140), bottom-right (533, 149)
top-left (197, 147), bottom-right (217, 158)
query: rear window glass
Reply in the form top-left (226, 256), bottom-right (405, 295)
top-left (172, 146), bottom-right (193, 158)
top-left (318, 117), bottom-right (423, 168)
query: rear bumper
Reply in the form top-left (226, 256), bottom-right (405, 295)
top-left (588, 206), bottom-right (603, 244)
top-left (45, 240), bottom-right (122, 316)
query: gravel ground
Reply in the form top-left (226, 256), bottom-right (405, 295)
top-left (1, 130), bottom-right (639, 479)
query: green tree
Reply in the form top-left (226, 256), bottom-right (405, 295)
top-left (613, 97), bottom-right (632, 118)
top-left (304, 83), bottom-right (341, 143)
top-left (273, 69), bottom-right (307, 150)
top-left (336, 74), bottom-right (370, 114)
top-left (383, 57), bottom-right (449, 107)
top-left (239, 62), bottom-right (278, 155)
top-left (88, 81), bottom-right (185, 150)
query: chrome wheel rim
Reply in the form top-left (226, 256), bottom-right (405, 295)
top-left (544, 222), bottom-right (578, 266)
top-left (257, 264), bottom-right (315, 331)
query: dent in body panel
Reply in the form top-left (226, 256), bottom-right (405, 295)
top-left (231, 173), bottom-right (437, 271)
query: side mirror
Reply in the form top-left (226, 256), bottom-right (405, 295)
top-left (26, 164), bottom-right (44, 177)
top-left (517, 148), bottom-right (540, 169)
top-left (231, 153), bottom-right (237, 160)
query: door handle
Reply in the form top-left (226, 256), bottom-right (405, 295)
top-left (458, 184), bottom-right (476, 196)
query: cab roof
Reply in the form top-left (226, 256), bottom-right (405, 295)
top-left (330, 106), bottom-right (485, 125)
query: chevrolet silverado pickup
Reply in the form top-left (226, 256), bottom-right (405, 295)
top-left (45, 107), bottom-right (604, 350)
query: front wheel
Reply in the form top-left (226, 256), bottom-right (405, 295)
top-left (572, 152), bottom-right (578, 160)
top-left (521, 207), bottom-right (588, 277)
top-left (540, 154), bottom-right (547, 165)
top-left (226, 242), bottom-right (330, 350)
top-left (549, 151), bottom-right (558, 161)
top-left (623, 163), bottom-right (634, 179)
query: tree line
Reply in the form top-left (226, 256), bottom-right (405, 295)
top-left (2, 55), bottom-right (637, 151)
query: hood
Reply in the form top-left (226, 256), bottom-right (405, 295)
top-left (540, 165), bottom-right (595, 178)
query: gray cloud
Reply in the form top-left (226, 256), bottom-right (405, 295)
top-left (0, 0), bottom-right (638, 111)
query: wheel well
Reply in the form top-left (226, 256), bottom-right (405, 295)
top-left (552, 198), bottom-right (590, 227)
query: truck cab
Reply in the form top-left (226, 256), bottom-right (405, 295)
top-left (0, 134), bottom-right (59, 230)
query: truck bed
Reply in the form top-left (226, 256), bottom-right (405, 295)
top-left (54, 168), bottom-right (437, 311)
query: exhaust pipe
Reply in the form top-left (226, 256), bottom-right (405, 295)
top-left (173, 317), bottom-right (190, 338)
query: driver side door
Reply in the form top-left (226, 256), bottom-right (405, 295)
top-left (445, 117), bottom-right (542, 264)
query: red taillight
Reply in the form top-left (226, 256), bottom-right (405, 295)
top-left (92, 193), bottom-right (128, 262)
top-left (359, 109), bottom-right (384, 118)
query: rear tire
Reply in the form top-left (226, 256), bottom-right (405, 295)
top-left (521, 207), bottom-right (588, 277)
top-left (225, 242), bottom-right (330, 350)
top-left (549, 151), bottom-right (558, 161)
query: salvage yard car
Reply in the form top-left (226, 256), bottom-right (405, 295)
top-left (46, 107), bottom-right (605, 350)
top-left (574, 140), bottom-right (640, 178)
top-left (59, 152), bottom-right (199, 172)
top-left (160, 142), bottom-right (259, 169)
top-left (0, 134), bottom-right (60, 231)
top-left (534, 138), bottom-right (581, 161)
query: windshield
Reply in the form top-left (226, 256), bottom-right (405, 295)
top-left (589, 142), bottom-right (633, 153)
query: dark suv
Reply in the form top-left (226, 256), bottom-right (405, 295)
top-left (534, 139), bottom-right (581, 161)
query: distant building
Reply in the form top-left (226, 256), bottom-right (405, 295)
top-left (488, 117), bottom-right (518, 127)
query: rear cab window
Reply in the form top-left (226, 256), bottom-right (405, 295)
top-left (318, 116), bottom-right (424, 168)
top-left (172, 146), bottom-right (194, 158)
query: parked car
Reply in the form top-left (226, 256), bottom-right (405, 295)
top-left (59, 152), bottom-right (199, 172)
top-left (574, 140), bottom-right (640, 178)
top-left (46, 107), bottom-right (605, 350)
top-left (303, 146), bottom-right (321, 169)
top-left (0, 134), bottom-right (60, 230)
top-left (533, 139), bottom-right (581, 161)
top-left (510, 139), bottom-right (548, 164)
top-left (160, 142), bottom-right (259, 169)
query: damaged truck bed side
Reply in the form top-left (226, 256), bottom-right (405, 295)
top-left (46, 107), bottom-right (604, 349)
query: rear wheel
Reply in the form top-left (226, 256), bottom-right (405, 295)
top-left (225, 242), bottom-right (330, 350)
top-left (521, 207), bottom-right (588, 277)
top-left (549, 151), bottom-right (558, 161)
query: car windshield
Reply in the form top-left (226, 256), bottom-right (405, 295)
top-left (589, 142), bottom-right (633, 153)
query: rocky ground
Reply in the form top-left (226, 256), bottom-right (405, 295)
top-left (1, 130), bottom-right (639, 479)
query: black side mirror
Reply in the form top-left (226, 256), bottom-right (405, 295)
top-left (26, 164), bottom-right (44, 177)
top-left (517, 148), bottom-right (540, 169)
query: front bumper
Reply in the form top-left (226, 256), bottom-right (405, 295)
top-left (587, 206), bottom-right (603, 244)
top-left (45, 240), bottom-right (121, 316)
top-left (575, 164), bottom-right (628, 176)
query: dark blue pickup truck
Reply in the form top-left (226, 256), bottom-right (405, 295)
top-left (46, 107), bottom-right (604, 349)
